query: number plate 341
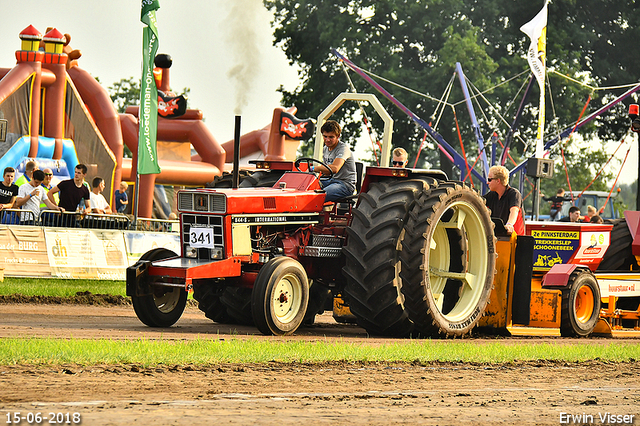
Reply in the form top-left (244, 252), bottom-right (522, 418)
top-left (189, 227), bottom-right (214, 248)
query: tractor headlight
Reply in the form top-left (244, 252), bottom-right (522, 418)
top-left (185, 246), bottom-right (198, 258)
top-left (211, 248), bottom-right (223, 259)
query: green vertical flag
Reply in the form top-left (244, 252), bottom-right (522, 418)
top-left (138, 0), bottom-right (161, 174)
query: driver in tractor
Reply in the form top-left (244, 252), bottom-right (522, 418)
top-left (310, 120), bottom-right (357, 202)
top-left (483, 165), bottom-right (525, 235)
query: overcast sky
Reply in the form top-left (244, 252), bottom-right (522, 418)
top-left (0, 0), bottom-right (300, 143)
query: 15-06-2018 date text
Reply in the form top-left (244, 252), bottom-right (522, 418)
top-left (5, 412), bottom-right (81, 424)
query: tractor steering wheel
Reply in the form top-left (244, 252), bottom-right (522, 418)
top-left (294, 157), bottom-right (334, 179)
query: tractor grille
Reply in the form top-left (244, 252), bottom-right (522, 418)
top-left (178, 192), bottom-right (226, 213)
top-left (182, 214), bottom-right (225, 260)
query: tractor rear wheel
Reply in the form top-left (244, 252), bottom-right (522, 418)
top-left (192, 282), bottom-right (232, 324)
top-left (560, 270), bottom-right (601, 337)
top-left (399, 183), bottom-right (496, 337)
top-left (252, 257), bottom-right (309, 335)
top-left (220, 286), bottom-right (254, 325)
top-left (303, 281), bottom-right (332, 325)
top-left (205, 170), bottom-right (251, 188)
top-left (239, 170), bottom-right (285, 188)
top-left (342, 178), bottom-right (436, 337)
top-left (131, 248), bottom-right (187, 327)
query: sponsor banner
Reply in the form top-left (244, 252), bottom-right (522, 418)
top-left (124, 230), bottom-right (180, 264)
top-left (599, 279), bottom-right (640, 298)
top-left (0, 225), bottom-right (51, 277)
top-left (44, 229), bottom-right (128, 280)
top-left (530, 229), bottom-right (580, 271)
top-left (573, 231), bottom-right (610, 266)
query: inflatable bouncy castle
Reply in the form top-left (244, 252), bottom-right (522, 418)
top-left (0, 26), bottom-right (310, 218)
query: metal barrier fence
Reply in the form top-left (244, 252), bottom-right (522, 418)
top-left (0, 208), bottom-right (178, 233)
top-left (134, 217), bottom-right (179, 233)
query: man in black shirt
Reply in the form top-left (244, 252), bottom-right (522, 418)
top-left (483, 165), bottom-right (525, 235)
top-left (0, 167), bottom-right (19, 224)
top-left (559, 206), bottom-right (581, 222)
top-left (0, 167), bottom-right (18, 210)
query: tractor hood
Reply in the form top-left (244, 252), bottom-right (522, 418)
top-left (177, 173), bottom-right (326, 215)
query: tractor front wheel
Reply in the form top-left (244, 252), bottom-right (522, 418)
top-left (131, 248), bottom-right (187, 327)
top-left (560, 270), bottom-right (601, 337)
top-left (251, 257), bottom-right (309, 336)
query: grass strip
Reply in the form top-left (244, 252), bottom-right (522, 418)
top-left (0, 338), bottom-right (638, 366)
top-left (0, 277), bottom-right (126, 297)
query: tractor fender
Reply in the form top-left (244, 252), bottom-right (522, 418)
top-left (541, 264), bottom-right (590, 288)
top-left (623, 211), bottom-right (640, 256)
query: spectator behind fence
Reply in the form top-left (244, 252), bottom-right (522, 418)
top-left (0, 167), bottom-right (19, 224)
top-left (15, 160), bottom-right (38, 187)
top-left (47, 164), bottom-right (91, 214)
top-left (16, 170), bottom-right (63, 223)
top-left (90, 176), bottom-right (113, 214)
top-left (0, 167), bottom-right (18, 210)
top-left (39, 168), bottom-right (58, 210)
top-left (115, 181), bottom-right (128, 213)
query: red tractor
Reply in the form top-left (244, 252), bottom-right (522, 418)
top-left (126, 94), bottom-right (497, 337)
top-left (126, 94), bottom-right (640, 338)
top-left (126, 157), bottom-right (497, 336)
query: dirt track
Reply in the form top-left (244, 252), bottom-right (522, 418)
top-left (0, 303), bottom-right (639, 425)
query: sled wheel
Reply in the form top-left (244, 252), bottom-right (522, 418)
top-left (560, 270), bottom-right (601, 337)
top-left (400, 183), bottom-right (496, 337)
top-left (131, 248), bottom-right (187, 327)
top-left (252, 257), bottom-right (309, 336)
top-left (597, 218), bottom-right (638, 271)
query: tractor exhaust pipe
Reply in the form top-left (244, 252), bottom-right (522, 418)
top-left (232, 115), bottom-right (241, 189)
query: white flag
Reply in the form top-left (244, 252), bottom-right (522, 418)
top-left (520, 0), bottom-right (548, 88)
top-left (521, 0), bottom-right (549, 158)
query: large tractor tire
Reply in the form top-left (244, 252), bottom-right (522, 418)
top-left (251, 257), bottom-right (310, 335)
top-left (303, 281), bottom-right (332, 326)
top-left (220, 286), bottom-right (254, 325)
top-left (560, 269), bottom-right (601, 337)
top-left (597, 218), bottom-right (638, 271)
top-left (205, 170), bottom-right (251, 188)
top-left (131, 248), bottom-right (188, 328)
top-left (239, 170), bottom-right (285, 188)
top-left (399, 183), bottom-right (496, 337)
top-left (192, 282), bottom-right (233, 324)
top-left (342, 178), bottom-right (436, 337)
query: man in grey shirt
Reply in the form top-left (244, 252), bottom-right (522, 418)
top-left (310, 120), bottom-right (357, 202)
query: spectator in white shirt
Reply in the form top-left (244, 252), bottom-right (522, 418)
top-left (15, 170), bottom-right (62, 222)
top-left (89, 176), bottom-right (112, 214)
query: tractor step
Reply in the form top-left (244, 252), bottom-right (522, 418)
top-left (311, 234), bottom-right (344, 247)
top-left (303, 246), bottom-right (342, 258)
